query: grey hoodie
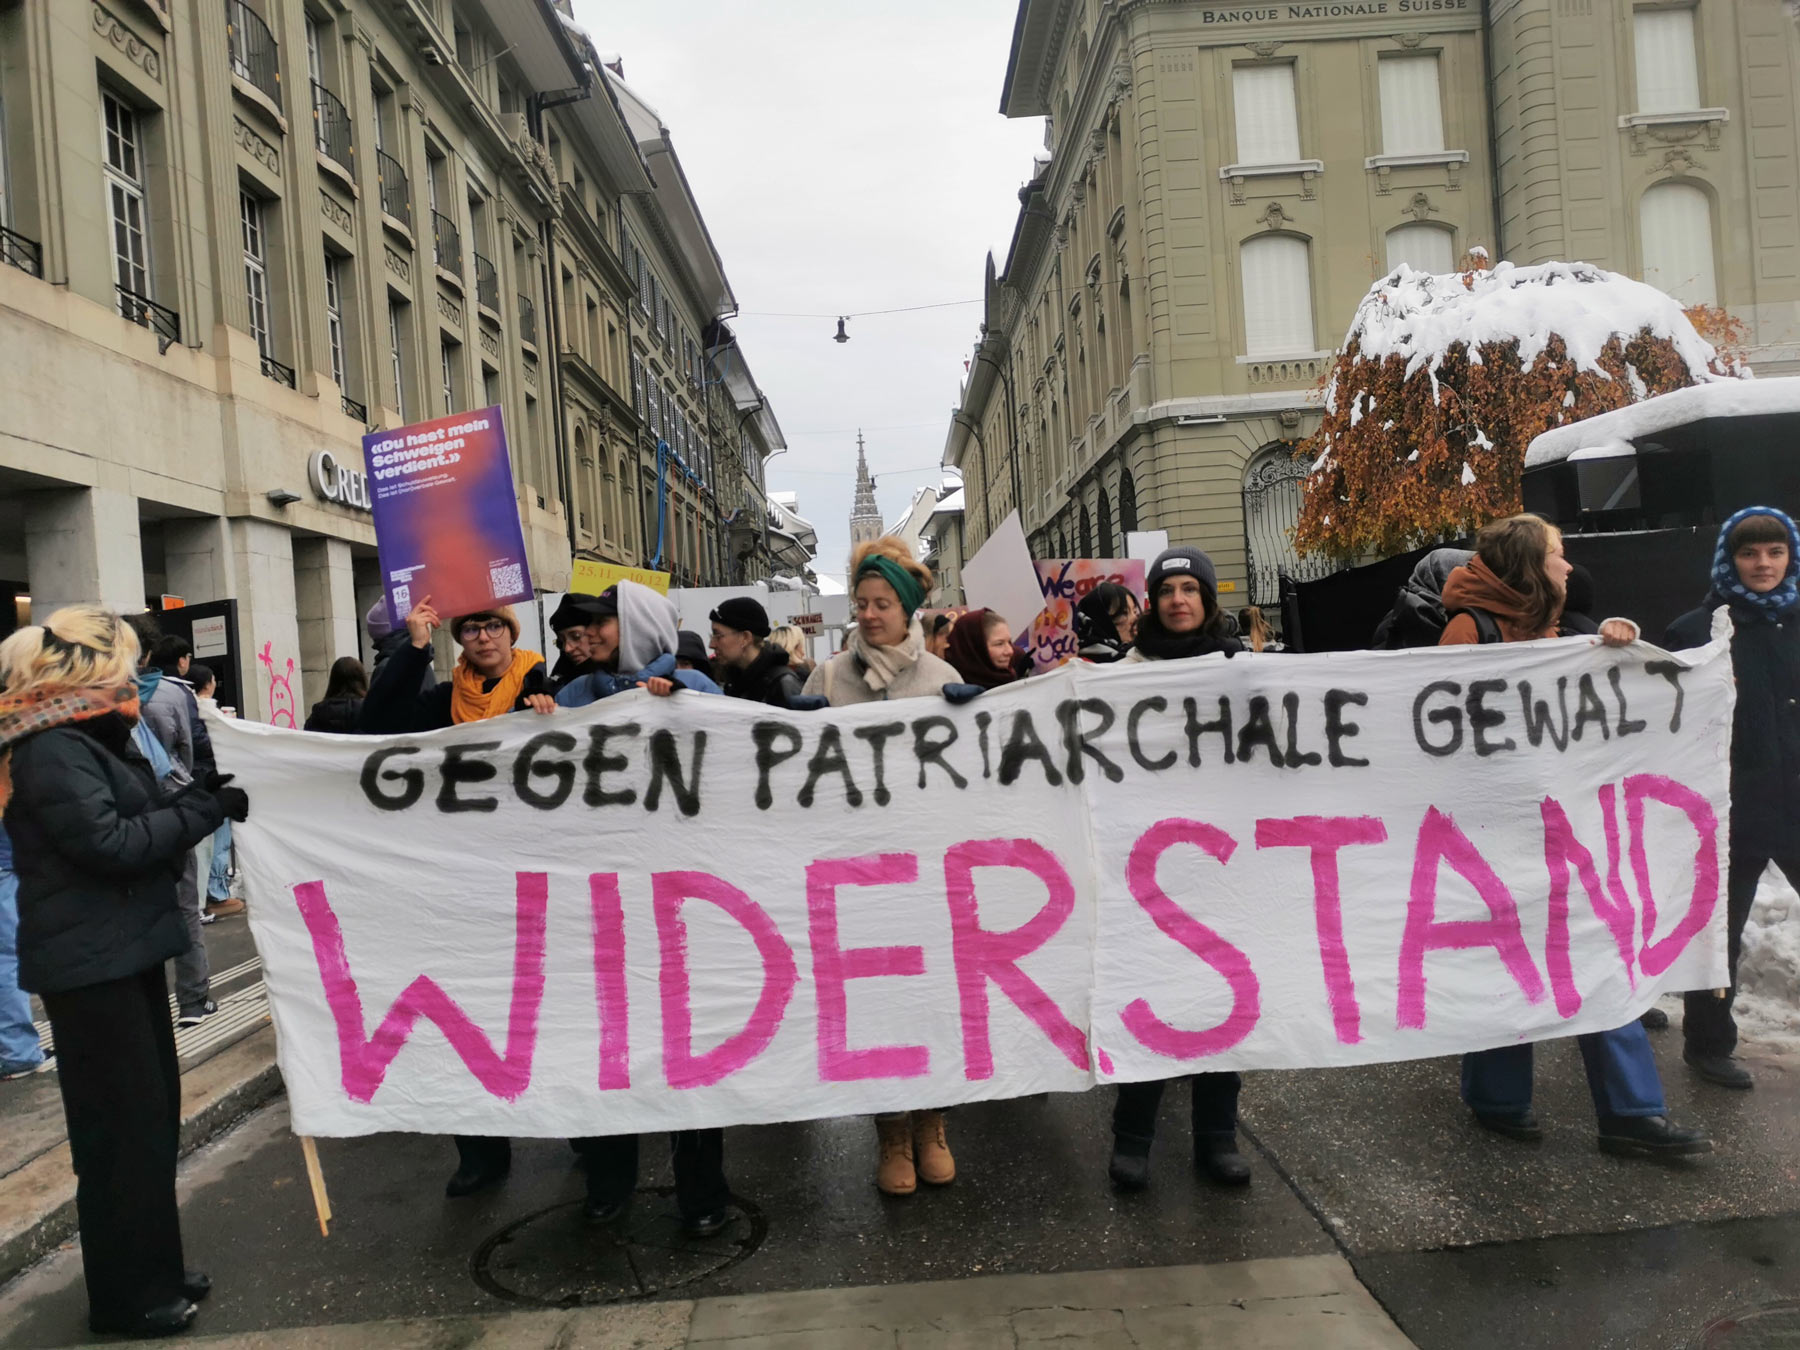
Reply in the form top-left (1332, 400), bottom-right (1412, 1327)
top-left (616, 579), bottom-right (679, 673)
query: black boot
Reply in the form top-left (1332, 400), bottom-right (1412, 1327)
top-left (682, 1208), bottom-right (730, 1238)
top-left (1108, 1135), bottom-right (1151, 1191)
top-left (1684, 1050), bottom-right (1754, 1089)
top-left (583, 1193), bottom-right (632, 1226)
top-left (446, 1137), bottom-right (511, 1197)
top-left (1196, 1132), bottom-right (1251, 1187)
top-left (1472, 1108), bottom-right (1543, 1142)
top-left (89, 1299), bottom-right (197, 1337)
top-left (182, 1271), bottom-right (211, 1302)
top-left (1596, 1114), bottom-right (1713, 1158)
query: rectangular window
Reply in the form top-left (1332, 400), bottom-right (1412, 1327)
top-left (651, 275), bottom-right (664, 337)
top-left (1240, 234), bottom-right (1314, 358)
top-left (306, 17), bottom-right (324, 88)
top-left (1231, 63), bottom-right (1300, 165)
top-left (631, 351), bottom-right (645, 417)
top-left (440, 338), bottom-right (457, 413)
top-left (637, 253), bottom-right (651, 312)
top-left (240, 191), bottom-right (271, 357)
top-left (647, 373), bottom-right (660, 438)
top-left (388, 300), bottom-right (407, 420)
top-left (324, 253), bottom-right (346, 387)
top-left (482, 366), bottom-right (500, 409)
top-left (102, 90), bottom-right (151, 303)
top-left (1634, 6), bottom-right (1701, 113)
top-left (1378, 55), bottom-right (1444, 156)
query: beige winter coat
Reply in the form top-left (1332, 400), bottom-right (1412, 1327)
top-left (802, 645), bottom-right (961, 705)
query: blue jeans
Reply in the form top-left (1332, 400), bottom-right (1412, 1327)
top-left (1462, 1022), bottom-right (1665, 1121)
top-left (0, 866), bottom-right (45, 1070)
top-left (204, 820), bottom-right (232, 902)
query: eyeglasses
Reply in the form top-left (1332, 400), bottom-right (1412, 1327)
top-left (457, 620), bottom-right (509, 640)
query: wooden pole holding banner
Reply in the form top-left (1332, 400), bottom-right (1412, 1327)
top-left (299, 1136), bottom-right (331, 1236)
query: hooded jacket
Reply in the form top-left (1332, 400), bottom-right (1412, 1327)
top-left (1438, 558), bottom-right (1556, 645)
top-left (556, 581), bottom-right (721, 706)
top-left (304, 696), bottom-right (364, 734)
top-left (1667, 512), bottom-right (1800, 854)
top-left (1372, 548), bottom-right (1476, 648)
top-left (135, 667), bottom-right (196, 779)
top-left (721, 643), bottom-right (804, 708)
top-left (7, 720), bottom-right (223, 994)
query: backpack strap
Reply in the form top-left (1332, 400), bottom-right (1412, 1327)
top-left (1449, 607), bottom-right (1505, 645)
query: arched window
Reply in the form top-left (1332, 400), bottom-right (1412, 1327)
top-left (1640, 182), bottom-right (1717, 305)
top-left (1240, 235), bottom-right (1315, 357)
top-left (1386, 223), bottom-right (1455, 277)
top-left (1078, 503), bottom-right (1092, 558)
top-left (1096, 483), bottom-right (1114, 558)
top-left (1118, 469), bottom-right (1138, 536)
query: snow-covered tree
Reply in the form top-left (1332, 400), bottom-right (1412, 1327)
top-left (1294, 257), bottom-right (1745, 563)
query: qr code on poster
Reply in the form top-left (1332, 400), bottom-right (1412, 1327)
top-left (391, 584), bottom-right (410, 614)
top-left (488, 563), bottom-right (524, 597)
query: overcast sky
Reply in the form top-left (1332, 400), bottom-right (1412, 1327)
top-left (570, 0), bottom-right (1045, 580)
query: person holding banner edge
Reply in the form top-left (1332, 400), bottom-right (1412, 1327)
top-left (1665, 506), bottom-right (1800, 1092)
top-left (1109, 546), bottom-right (1253, 1191)
top-left (0, 607), bottom-right (247, 1337)
top-left (356, 595), bottom-right (556, 1197)
top-left (1441, 514), bottom-right (1710, 1158)
top-left (804, 536), bottom-right (963, 1196)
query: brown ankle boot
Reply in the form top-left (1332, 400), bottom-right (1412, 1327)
top-left (876, 1115), bottom-right (916, 1195)
top-left (912, 1109), bottom-right (956, 1185)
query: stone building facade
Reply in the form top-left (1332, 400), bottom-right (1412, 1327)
top-left (0, 0), bottom-right (785, 715)
top-left (948, 0), bottom-right (1800, 610)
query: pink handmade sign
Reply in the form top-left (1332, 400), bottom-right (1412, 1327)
top-left (1028, 559), bottom-right (1145, 670)
top-left (210, 626), bottom-right (1734, 1138)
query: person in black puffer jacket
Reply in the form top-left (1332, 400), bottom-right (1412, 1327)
top-left (1665, 506), bottom-right (1800, 1092)
top-left (0, 605), bottom-right (245, 1339)
top-left (708, 597), bottom-right (804, 707)
top-left (303, 656), bottom-right (368, 733)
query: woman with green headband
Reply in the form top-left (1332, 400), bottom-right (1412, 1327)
top-left (802, 535), bottom-right (961, 1195)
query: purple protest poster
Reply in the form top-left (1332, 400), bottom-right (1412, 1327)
top-left (362, 405), bottom-right (533, 625)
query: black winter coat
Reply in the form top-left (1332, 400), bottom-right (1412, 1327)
top-left (7, 721), bottom-right (224, 994)
top-left (721, 645), bottom-right (804, 708)
top-left (1667, 597), bottom-right (1800, 855)
top-left (304, 696), bottom-right (364, 733)
top-left (357, 641), bottom-right (548, 734)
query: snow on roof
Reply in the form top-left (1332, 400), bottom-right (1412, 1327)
top-left (1332, 260), bottom-right (1724, 406)
top-left (814, 572), bottom-right (847, 596)
top-left (933, 488), bottom-right (965, 514)
top-left (1524, 376), bottom-right (1800, 468)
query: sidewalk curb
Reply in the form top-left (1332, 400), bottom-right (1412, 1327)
top-left (0, 1025), bottom-right (282, 1288)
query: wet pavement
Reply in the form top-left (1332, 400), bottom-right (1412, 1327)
top-left (0, 1015), bottom-right (1795, 1348)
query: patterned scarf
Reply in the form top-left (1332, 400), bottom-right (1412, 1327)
top-left (848, 617), bottom-right (925, 694)
top-left (1708, 505), bottom-right (1800, 623)
top-left (0, 685), bottom-right (142, 813)
top-left (449, 649), bottom-right (543, 724)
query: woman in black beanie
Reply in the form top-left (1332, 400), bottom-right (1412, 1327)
top-left (1110, 546), bottom-right (1251, 1192)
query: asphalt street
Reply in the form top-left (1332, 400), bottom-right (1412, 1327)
top-left (0, 1003), bottom-right (1794, 1349)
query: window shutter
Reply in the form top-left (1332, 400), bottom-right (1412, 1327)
top-left (1232, 64), bottom-right (1301, 164)
top-left (1640, 181), bottom-right (1716, 305)
top-left (1379, 56), bottom-right (1445, 155)
top-left (1386, 223), bottom-right (1455, 276)
top-left (1634, 6), bottom-right (1700, 113)
top-left (1240, 235), bottom-right (1314, 358)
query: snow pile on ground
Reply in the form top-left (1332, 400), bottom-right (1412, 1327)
top-left (1328, 260), bottom-right (1725, 408)
top-left (1735, 864), bottom-right (1800, 1050)
top-left (1524, 376), bottom-right (1799, 469)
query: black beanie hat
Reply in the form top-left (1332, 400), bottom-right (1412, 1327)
top-left (1144, 546), bottom-right (1219, 605)
top-left (709, 595), bottom-right (772, 638)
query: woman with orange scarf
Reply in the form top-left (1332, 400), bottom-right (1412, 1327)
top-left (357, 595), bottom-right (554, 1197)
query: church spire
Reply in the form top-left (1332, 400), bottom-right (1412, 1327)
top-left (849, 429), bottom-right (883, 551)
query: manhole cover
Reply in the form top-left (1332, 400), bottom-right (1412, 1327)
top-left (1699, 1301), bottom-right (1800, 1349)
top-left (471, 1187), bottom-right (766, 1307)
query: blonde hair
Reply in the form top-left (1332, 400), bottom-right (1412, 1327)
top-left (768, 625), bottom-right (808, 664)
top-left (850, 535), bottom-right (933, 594)
top-left (0, 605), bottom-right (140, 698)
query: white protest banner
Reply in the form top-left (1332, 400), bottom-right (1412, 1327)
top-left (213, 629), bottom-right (1733, 1139)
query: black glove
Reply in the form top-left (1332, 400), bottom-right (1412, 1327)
top-left (203, 770), bottom-right (235, 794)
top-left (941, 683), bottom-right (985, 705)
top-left (213, 784), bottom-right (249, 822)
top-left (784, 694), bottom-right (830, 712)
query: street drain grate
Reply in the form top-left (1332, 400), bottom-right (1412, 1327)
top-left (471, 1187), bottom-right (766, 1307)
top-left (1698, 1301), bottom-right (1800, 1349)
